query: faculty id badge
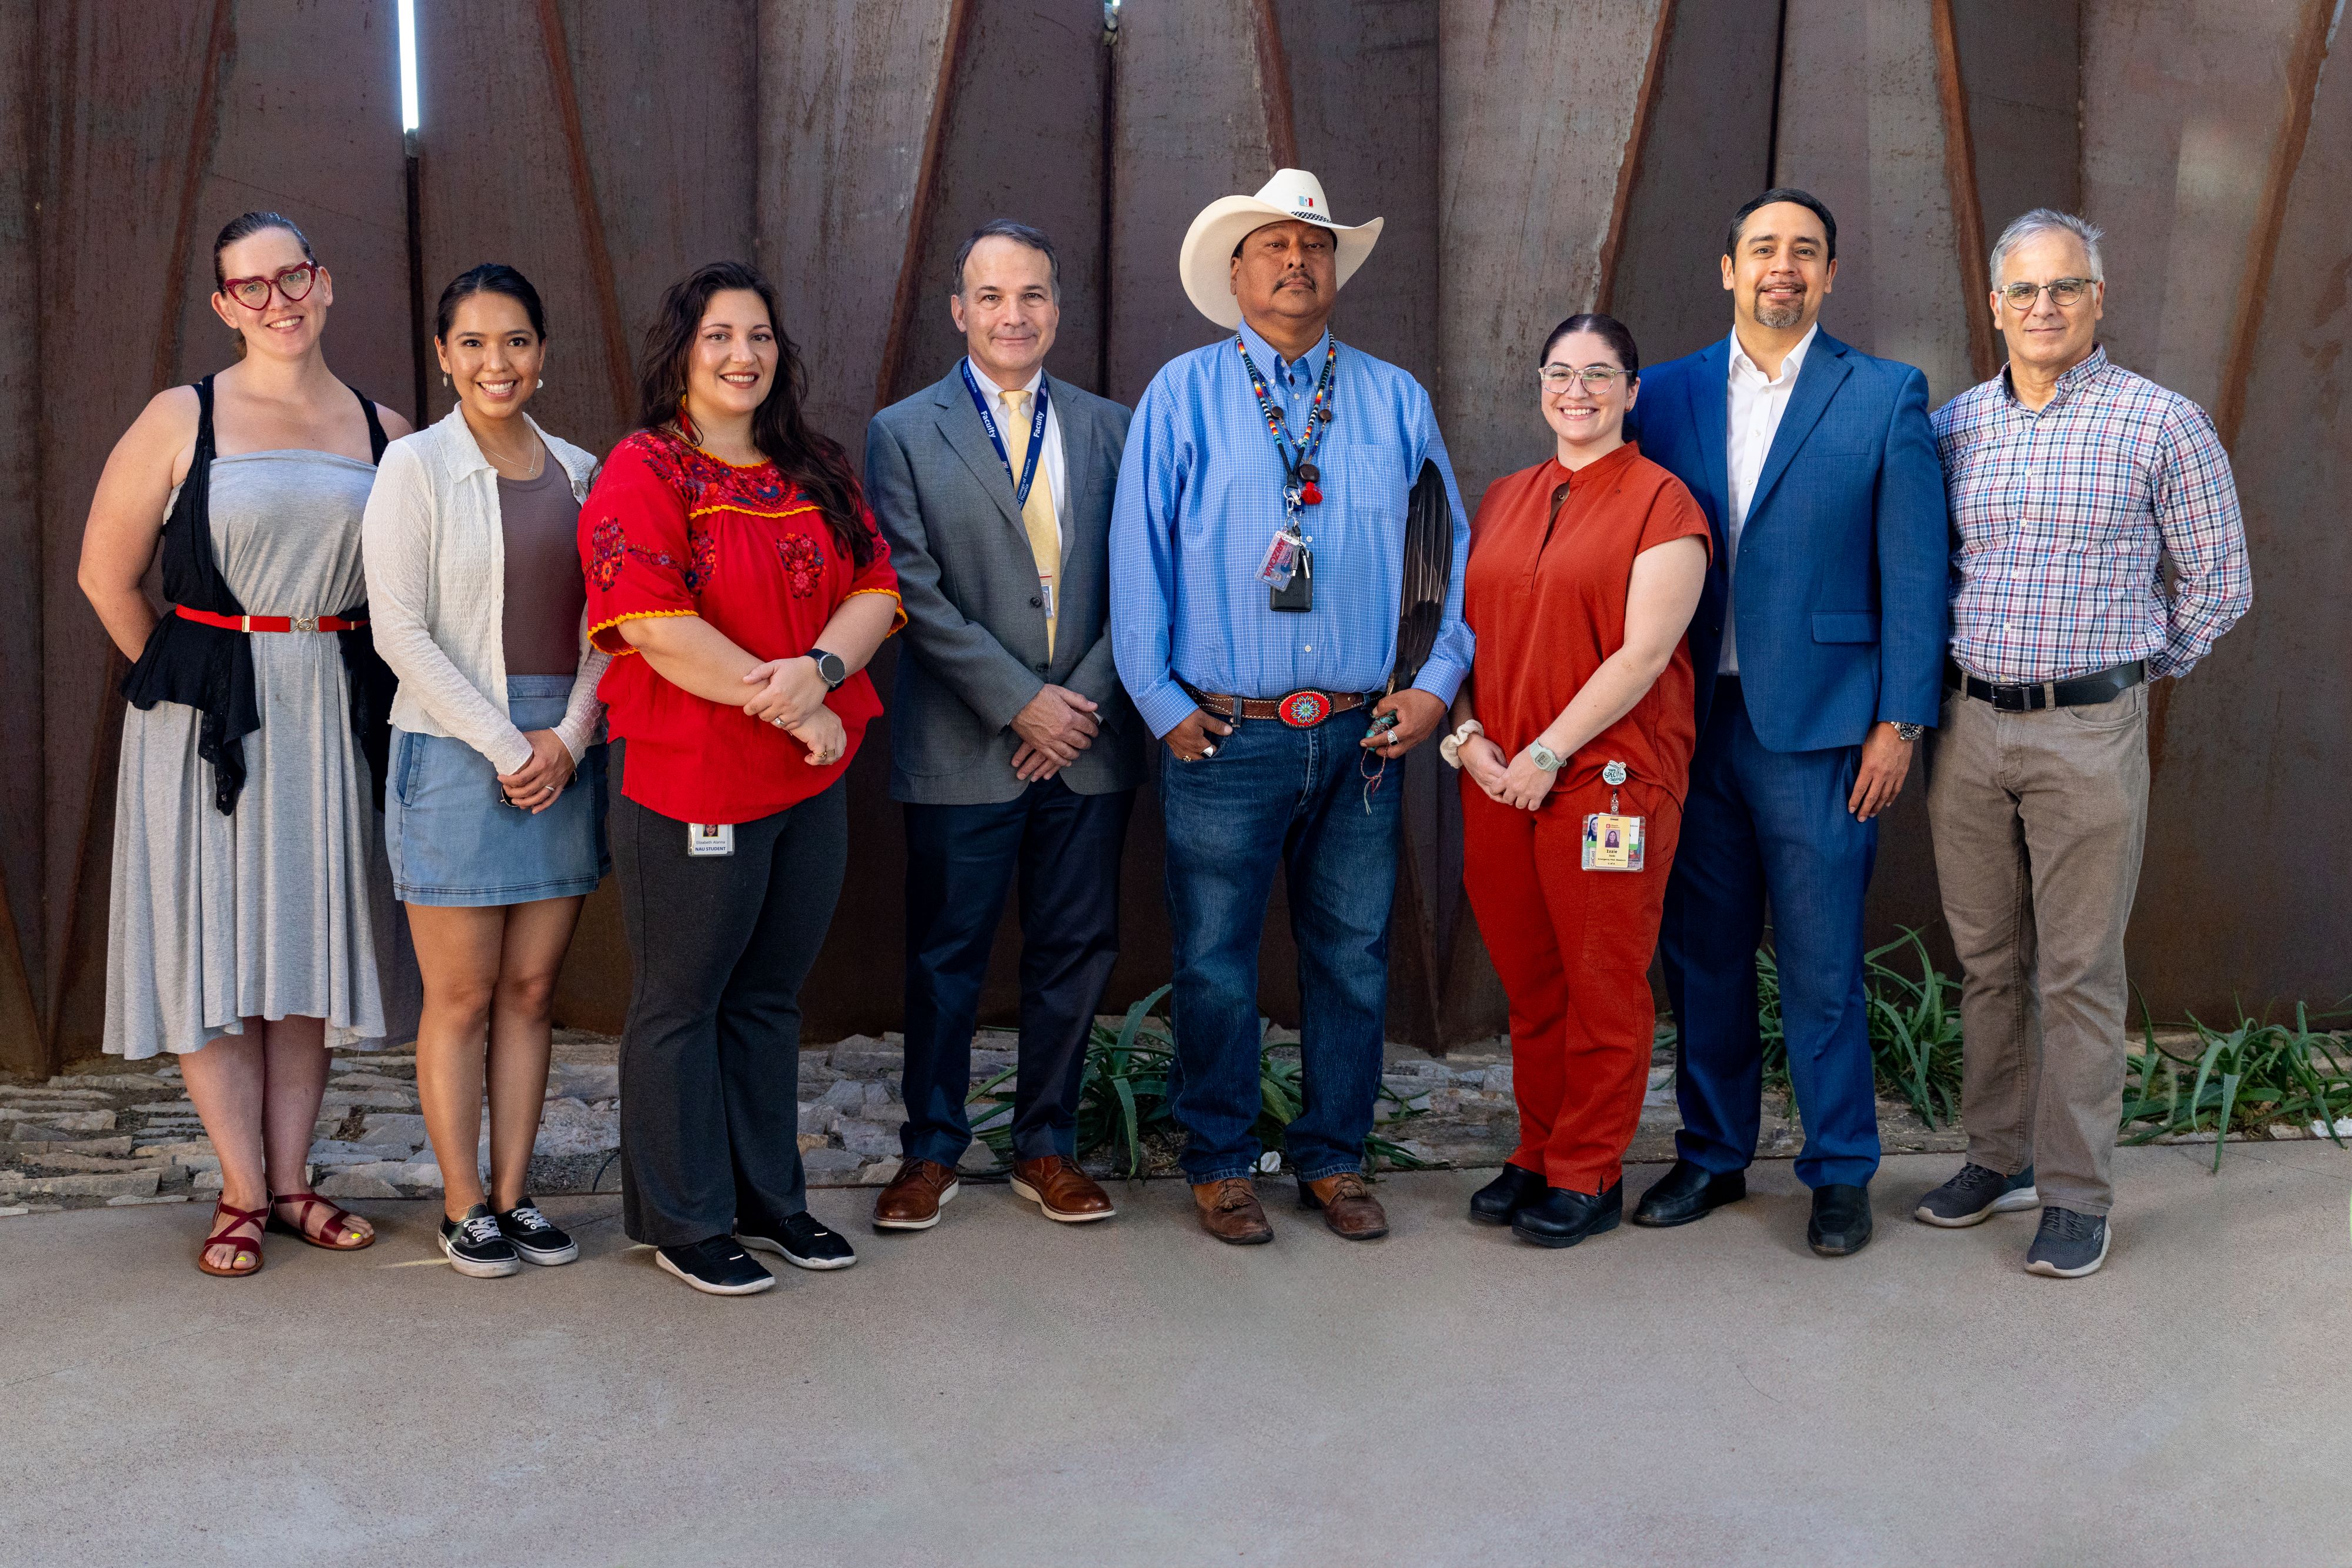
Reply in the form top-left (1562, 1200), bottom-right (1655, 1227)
top-left (1581, 813), bottom-right (1645, 872)
top-left (1257, 524), bottom-right (1305, 590)
top-left (688, 822), bottom-right (736, 857)
top-left (1581, 759), bottom-right (1642, 871)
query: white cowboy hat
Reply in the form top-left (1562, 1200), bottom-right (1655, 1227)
top-left (1178, 168), bottom-right (1384, 330)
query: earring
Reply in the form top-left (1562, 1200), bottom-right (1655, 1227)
top-left (442, 374), bottom-right (450, 388)
top-left (536, 379), bottom-right (543, 389)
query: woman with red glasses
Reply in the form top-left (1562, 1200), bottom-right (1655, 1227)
top-left (78, 210), bottom-right (413, 1277)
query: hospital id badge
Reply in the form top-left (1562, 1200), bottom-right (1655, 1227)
top-left (688, 822), bottom-right (736, 857)
top-left (1582, 813), bottom-right (1645, 872)
top-left (1256, 524), bottom-right (1305, 590)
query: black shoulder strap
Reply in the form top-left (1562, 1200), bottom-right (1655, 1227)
top-left (350, 384), bottom-right (389, 463)
top-left (193, 373), bottom-right (217, 457)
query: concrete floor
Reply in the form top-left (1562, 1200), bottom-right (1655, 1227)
top-left (6, 1145), bottom-right (2350, 1568)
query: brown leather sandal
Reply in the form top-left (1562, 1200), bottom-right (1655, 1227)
top-left (267, 1190), bottom-right (376, 1251)
top-left (198, 1199), bottom-right (268, 1278)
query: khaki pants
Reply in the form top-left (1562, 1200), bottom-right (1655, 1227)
top-left (1925, 682), bottom-right (2150, 1216)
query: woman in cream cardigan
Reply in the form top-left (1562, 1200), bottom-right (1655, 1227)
top-left (362, 263), bottom-right (606, 1279)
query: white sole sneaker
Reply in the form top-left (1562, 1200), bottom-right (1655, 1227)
top-left (871, 1180), bottom-right (957, 1231)
top-left (2024, 1224), bottom-right (2111, 1279)
top-left (1010, 1178), bottom-right (1117, 1223)
top-left (438, 1233), bottom-right (522, 1279)
top-left (1915, 1184), bottom-right (2040, 1228)
top-left (510, 1239), bottom-right (580, 1266)
top-left (653, 1249), bottom-right (776, 1295)
top-left (738, 1232), bottom-right (858, 1271)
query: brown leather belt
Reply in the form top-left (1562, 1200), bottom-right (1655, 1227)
top-left (1180, 680), bottom-right (1371, 728)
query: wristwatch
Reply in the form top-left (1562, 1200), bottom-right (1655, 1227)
top-left (1528, 740), bottom-right (1563, 772)
top-left (1439, 719), bottom-right (1484, 770)
top-left (1893, 721), bottom-right (1923, 743)
top-left (808, 648), bottom-right (848, 691)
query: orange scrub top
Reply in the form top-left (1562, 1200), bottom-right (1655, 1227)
top-left (1462, 440), bottom-right (1713, 804)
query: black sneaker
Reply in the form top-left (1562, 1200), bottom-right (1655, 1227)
top-left (439, 1203), bottom-right (522, 1279)
top-left (655, 1235), bottom-right (776, 1295)
top-left (495, 1200), bottom-right (580, 1266)
top-left (739, 1210), bottom-right (858, 1272)
top-left (1914, 1164), bottom-right (2039, 1228)
top-left (2024, 1206), bottom-right (2109, 1278)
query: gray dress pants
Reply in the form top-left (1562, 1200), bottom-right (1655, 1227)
top-left (610, 742), bottom-right (849, 1246)
top-left (1926, 683), bottom-right (2150, 1216)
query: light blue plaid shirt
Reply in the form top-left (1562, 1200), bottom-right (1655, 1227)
top-left (1110, 322), bottom-right (1474, 737)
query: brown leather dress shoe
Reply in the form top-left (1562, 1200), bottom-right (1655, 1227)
top-left (872, 1157), bottom-right (959, 1231)
top-left (1299, 1171), bottom-right (1389, 1240)
top-left (1011, 1155), bottom-right (1115, 1222)
top-left (1192, 1177), bottom-right (1274, 1245)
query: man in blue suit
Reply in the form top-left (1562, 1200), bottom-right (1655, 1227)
top-left (1625, 189), bottom-right (1947, 1256)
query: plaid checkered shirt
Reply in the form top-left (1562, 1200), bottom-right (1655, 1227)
top-left (1930, 347), bottom-right (2251, 684)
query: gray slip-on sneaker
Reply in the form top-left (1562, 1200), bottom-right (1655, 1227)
top-left (1915, 1163), bottom-right (2039, 1228)
top-left (2024, 1206), bottom-right (2110, 1278)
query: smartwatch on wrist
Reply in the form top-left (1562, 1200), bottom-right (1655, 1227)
top-left (808, 648), bottom-right (848, 691)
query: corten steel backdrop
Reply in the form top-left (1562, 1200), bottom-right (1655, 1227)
top-left (1, 0), bottom-right (2344, 1074)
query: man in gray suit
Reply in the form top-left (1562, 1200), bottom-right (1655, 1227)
top-left (863, 221), bottom-right (1141, 1233)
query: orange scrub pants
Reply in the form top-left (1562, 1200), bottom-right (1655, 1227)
top-left (1461, 773), bottom-right (1681, 1195)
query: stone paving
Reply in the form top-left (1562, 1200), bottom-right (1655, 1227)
top-left (2, 1021), bottom-right (2320, 1215)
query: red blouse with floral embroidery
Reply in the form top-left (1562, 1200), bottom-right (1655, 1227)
top-left (581, 427), bottom-right (902, 824)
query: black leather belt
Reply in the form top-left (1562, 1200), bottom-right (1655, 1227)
top-left (1945, 658), bottom-right (2144, 712)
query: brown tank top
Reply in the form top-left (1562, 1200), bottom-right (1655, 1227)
top-left (498, 456), bottom-right (586, 676)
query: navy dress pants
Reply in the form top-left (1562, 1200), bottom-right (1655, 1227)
top-left (899, 780), bottom-right (1134, 1166)
top-left (1659, 680), bottom-right (1882, 1189)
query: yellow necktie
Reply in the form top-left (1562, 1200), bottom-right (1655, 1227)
top-left (1000, 388), bottom-right (1059, 658)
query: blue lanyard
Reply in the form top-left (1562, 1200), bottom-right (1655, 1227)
top-left (960, 360), bottom-right (1049, 508)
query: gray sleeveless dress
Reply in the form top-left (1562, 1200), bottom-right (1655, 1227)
top-left (104, 450), bottom-right (389, 1058)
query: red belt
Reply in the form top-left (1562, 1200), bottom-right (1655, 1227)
top-left (175, 606), bottom-right (367, 634)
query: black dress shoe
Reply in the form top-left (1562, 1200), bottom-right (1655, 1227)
top-left (1808, 1183), bottom-right (1873, 1256)
top-left (1629, 1159), bottom-right (1748, 1228)
top-left (1468, 1164), bottom-right (1548, 1226)
top-left (1511, 1182), bottom-right (1622, 1249)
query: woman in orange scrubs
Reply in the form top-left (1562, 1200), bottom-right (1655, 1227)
top-left (1443, 313), bottom-right (1710, 1248)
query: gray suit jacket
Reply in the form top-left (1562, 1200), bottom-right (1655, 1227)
top-left (866, 367), bottom-right (1142, 805)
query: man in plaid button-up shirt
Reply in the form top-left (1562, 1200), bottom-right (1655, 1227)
top-left (1917, 210), bottom-right (2251, 1279)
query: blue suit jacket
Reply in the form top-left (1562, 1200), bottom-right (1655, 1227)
top-left (1631, 330), bottom-right (1947, 752)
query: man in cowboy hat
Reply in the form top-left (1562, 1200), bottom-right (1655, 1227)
top-left (1109, 169), bottom-right (1473, 1245)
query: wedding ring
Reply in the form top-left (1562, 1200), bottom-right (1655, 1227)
top-left (1199, 743), bottom-right (1217, 758)
top-left (770, 715), bottom-right (790, 729)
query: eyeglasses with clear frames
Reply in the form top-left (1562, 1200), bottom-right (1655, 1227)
top-left (1998, 277), bottom-right (2093, 310)
top-left (220, 263), bottom-right (318, 311)
top-left (1537, 363), bottom-right (1629, 393)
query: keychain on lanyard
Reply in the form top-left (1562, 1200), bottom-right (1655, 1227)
top-left (960, 360), bottom-right (1053, 614)
top-left (1239, 336), bottom-right (1337, 610)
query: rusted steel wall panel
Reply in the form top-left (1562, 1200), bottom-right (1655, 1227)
top-left (1606, 0), bottom-right (1783, 369)
top-left (1949, 0), bottom-right (2080, 239)
top-left (2080, 0), bottom-right (2311, 413)
top-left (416, 1), bottom-right (757, 1034)
top-left (29, 1), bottom-right (411, 1068)
top-left (0, 1), bottom-right (41, 1070)
top-left (1772, 0), bottom-right (1979, 408)
top-left (1436, 0), bottom-right (1668, 504)
top-left (2122, 15), bottom-right (2348, 1017)
top-left (1103, 0), bottom-right (1278, 403)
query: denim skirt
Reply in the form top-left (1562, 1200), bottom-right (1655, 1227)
top-left (386, 676), bottom-right (610, 906)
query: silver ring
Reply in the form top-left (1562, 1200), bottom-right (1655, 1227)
top-left (1198, 744), bottom-right (1217, 758)
top-left (770, 715), bottom-right (790, 730)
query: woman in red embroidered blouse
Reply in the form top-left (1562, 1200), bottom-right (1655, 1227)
top-left (580, 262), bottom-right (900, 1293)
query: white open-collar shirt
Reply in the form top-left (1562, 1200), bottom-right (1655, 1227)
top-left (1719, 321), bottom-right (1818, 676)
top-left (964, 357), bottom-right (1068, 546)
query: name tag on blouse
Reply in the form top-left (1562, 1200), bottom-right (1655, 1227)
top-left (689, 823), bottom-right (736, 857)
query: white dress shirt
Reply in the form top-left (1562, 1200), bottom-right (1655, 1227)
top-left (964, 357), bottom-right (1067, 545)
top-left (1719, 322), bottom-right (1818, 676)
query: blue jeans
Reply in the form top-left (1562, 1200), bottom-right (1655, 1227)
top-left (1659, 680), bottom-right (1882, 1189)
top-left (1157, 711), bottom-right (1399, 1183)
